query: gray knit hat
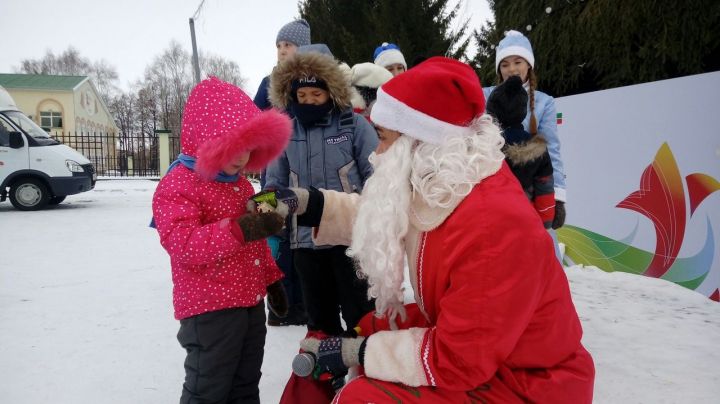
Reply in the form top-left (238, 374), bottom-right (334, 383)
top-left (297, 43), bottom-right (333, 58)
top-left (276, 19), bottom-right (311, 47)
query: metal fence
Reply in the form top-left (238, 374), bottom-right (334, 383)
top-left (52, 131), bottom-right (180, 178)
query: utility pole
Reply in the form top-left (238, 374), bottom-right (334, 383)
top-left (189, 18), bottom-right (201, 84)
top-left (189, 0), bottom-right (206, 85)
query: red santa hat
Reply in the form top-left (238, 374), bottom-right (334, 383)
top-left (370, 56), bottom-right (486, 145)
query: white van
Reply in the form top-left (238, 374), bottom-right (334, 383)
top-left (0, 85), bottom-right (96, 210)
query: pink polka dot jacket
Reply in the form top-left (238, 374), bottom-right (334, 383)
top-left (152, 77), bottom-right (292, 319)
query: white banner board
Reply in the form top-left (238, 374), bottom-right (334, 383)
top-left (556, 72), bottom-right (720, 301)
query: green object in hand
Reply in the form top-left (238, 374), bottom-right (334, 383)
top-left (252, 190), bottom-right (277, 208)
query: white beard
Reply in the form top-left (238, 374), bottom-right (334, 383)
top-left (347, 114), bottom-right (505, 319)
top-left (347, 135), bottom-right (414, 317)
top-left (409, 115), bottom-right (506, 210)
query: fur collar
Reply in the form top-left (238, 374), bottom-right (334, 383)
top-left (269, 52), bottom-right (351, 110)
top-left (409, 191), bottom-right (458, 232)
top-left (503, 135), bottom-right (548, 165)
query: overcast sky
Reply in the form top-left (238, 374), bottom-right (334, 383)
top-left (2, 0), bottom-right (491, 97)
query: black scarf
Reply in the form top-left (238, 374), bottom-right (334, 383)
top-left (291, 101), bottom-right (334, 126)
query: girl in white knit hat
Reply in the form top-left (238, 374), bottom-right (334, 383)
top-left (484, 30), bottom-right (567, 258)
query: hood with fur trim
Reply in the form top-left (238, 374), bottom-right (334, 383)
top-left (269, 52), bottom-right (351, 110)
top-left (180, 77), bottom-right (292, 179)
top-left (503, 135), bottom-right (548, 165)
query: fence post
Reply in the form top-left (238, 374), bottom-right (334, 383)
top-left (155, 129), bottom-right (172, 177)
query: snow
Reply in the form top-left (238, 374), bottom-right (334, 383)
top-left (1, 179), bottom-right (718, 403)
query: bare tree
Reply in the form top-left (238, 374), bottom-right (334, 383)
top-left (90, 60), bottom-right (120, 102)
top-left (137, 84), bottom-right (159, 138)
top-left (143, 40), bottom-right (193, 136)
top-left (17, 47), bottom-right (119, 103)
top-left (108, 92), bottom-right (136, 142)
top-left (200, 53), bottom-right (247, 89)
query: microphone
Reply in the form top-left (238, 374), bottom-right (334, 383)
top-left (292, 352), bottom-right (316, 377)
top-left (292, 351), bottom-right (348, 391)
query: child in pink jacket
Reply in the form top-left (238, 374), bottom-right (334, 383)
top-left (152, 77), bottom-right (292, 402)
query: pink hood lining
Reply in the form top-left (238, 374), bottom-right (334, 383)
top-left (195, 109), bottom-right (292, 180)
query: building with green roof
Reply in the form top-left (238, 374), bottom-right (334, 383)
top-left (0, 74), bottom-right (118, 136)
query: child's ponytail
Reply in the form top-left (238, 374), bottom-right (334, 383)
top-left (527, 69), bottom-right (538, 135)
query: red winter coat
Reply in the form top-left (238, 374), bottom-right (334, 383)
top-left (152, 77), bottom-right (290, 320)
top-left (153, 168), bottom-right (282, 319)
top-left (314, 164), bottom-right (595, 403)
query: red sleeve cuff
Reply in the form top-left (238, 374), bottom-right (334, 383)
top-left (534, 194), bottom-right (556, 223)
top-left (229, 218), bottom-right (246, 243)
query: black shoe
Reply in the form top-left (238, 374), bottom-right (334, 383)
top-left (267, 311), bottom-right (289, 327)
top-left (286, 305), bottom-right (308, 326)
top-left (268, 305), bottom-right (308, 326)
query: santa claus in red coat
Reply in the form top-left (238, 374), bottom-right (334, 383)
top-left (273, 57), bottom-right (595, 403)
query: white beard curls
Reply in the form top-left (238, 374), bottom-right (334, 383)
top-left (347, 135), bottom-right (414, 318)
top-left (348, 115), bottom-right (505, 320)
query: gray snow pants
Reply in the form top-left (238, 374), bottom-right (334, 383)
top-left (177, 303), bottom-right (267, 404)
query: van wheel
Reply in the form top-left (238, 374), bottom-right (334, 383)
top-left (49, 196), bottom-right (67, 205)
top-left (9, 179), bottom-right (50, 211)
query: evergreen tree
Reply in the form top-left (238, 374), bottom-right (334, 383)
top-left (473, 0), bottom-right (720, 96)
top-left (299, 0), bottom-right (471, 67)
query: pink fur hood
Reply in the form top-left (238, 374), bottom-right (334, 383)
top-left (180, 77), bottom-right (292, 179)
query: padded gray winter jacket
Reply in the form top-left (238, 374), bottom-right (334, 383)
top-left (264, 108), bottom-right (378, 248)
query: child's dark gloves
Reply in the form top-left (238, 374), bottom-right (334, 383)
top-left (267, 281), bottom-right (288, 318)
top-left (552, 201), bottom-right (566, 229)
top-left (236, 212), bottom-right (284, 242)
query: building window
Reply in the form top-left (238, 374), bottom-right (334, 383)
top-left (40, 111), bottom-right (63, 131)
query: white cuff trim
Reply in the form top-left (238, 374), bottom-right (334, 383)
top-left (364, 328), bottom-right (429, 386)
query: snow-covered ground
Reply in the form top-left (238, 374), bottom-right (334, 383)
top-left (1, 179), bottom-right (718, 403)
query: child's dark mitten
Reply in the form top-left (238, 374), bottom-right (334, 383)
top-left (552, 201), bottom-right (566, 229)
top-left (236, 212), bottom-right (284, 242)
top-left (267, 280), bottom-right (289, 318)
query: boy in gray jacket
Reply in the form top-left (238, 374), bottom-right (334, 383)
top-left (265, 45), bottom-right (378, 338)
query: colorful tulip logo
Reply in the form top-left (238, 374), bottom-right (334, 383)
top-left (558, 143), bottom-right (720, 301)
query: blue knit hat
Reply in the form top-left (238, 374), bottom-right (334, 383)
top-left (495, 30), bottom-right (535, 72)
top-left (373, 42), bottom-right (407, 70)
top-left (276, 19), bottom-right (311, 47)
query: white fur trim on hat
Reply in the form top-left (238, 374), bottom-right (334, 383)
top-left (370, 87), bottom-right (474, 145)
top-left (374, 49), bottom-right (407, 70)
top-left (495, 30), bottom-right (535, 72)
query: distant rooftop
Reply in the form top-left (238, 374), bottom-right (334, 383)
top-left (0, 74), bottom-right (87, 91)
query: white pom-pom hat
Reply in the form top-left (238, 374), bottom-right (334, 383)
top-left (495, 30), bottom-right (535, 72)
